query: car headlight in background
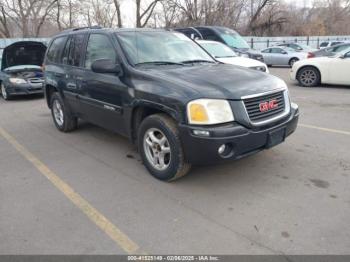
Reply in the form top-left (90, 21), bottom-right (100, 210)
top-left (187, 99), bottom-right (234, 125)
top-left (250, 66), bottom-right (267, 72)
top-left (9, 78), bottom-right (27, 84)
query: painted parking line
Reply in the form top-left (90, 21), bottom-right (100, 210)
top-left (0, 127), bottom-right (140, 254)
top-left (300, 124), bottom-right (350, 136)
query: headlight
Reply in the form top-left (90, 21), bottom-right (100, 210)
top-left (187, 99), bottom-right (234, 125)
top-left (9, 78), bottom-right (27, 84)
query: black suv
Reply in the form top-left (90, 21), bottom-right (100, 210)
top-left (174, 26), bottom-right (264, 62)
top-left (44, 27), bottom-right (299, 181)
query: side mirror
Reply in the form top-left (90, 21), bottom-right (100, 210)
top-left (91, 59), bottom-right (122, 75)
top-left (281, 51), bottom-right (287, 55)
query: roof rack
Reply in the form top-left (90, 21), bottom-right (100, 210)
top-left (72, 25), bottom-right (102, 31)
top-left (59, 26), bottom-right (103, 34)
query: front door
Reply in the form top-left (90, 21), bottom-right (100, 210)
top-left (80, 33), bottom-right (128, 135)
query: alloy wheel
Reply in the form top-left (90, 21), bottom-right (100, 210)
top-left (143, 128), bottom-right (171, 171)
top-left (300, 69), bottom-right (317, 86)
top-left (1, 84), bottom-right (8, 100)
top-left (53, 99), bottom-right (64, 126)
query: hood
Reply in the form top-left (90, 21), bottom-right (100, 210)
top-left (1, 41), bottom-right (47, 71)
top-left (143, 64), bottom-right (285, 100)
top-left (216, 57), bottom-right (266, 68)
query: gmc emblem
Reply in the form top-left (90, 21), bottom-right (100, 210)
top-left (259, 99), bottom-right (279, 112)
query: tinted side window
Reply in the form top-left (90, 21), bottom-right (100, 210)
top-left (261, 49), bottom-right (271, 53)
top-left (197, 29), bottom-right (222, 42)
top-left (85, 34), bottom-right (117, 69)
top-left (63, 34), bottom-right (85, 67)
top-left (46, 37), bottom-right (67, 63)
top-left (320, 42), bottom-right (328, 47)
top-left (270, 48), bottom-right (283, 54)
top-left (61, 37), bottom-right (72, 65)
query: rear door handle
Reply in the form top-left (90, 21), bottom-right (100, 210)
top-left (67, 83), bottom-right (77, 89)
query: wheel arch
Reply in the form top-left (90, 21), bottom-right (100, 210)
top-left (289, 57), bottom-right (299, 64)
top-left (45, 84), bottom-right (59, 108)
top-left (129, 101), bottom-right (180, 144)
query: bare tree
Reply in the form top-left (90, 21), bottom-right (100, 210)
top-left (136, 0), bottom-right (162, 27)
top-left (113, 0), bottom-right (123, 27)
top-left (0, 5), bottom-right (11, 37)
top-left (2, 0), bottom-right (58, 37)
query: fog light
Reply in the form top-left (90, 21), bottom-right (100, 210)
top-left (218, 143), bottom-right (234, 158)
top-left (193, 130), bottom-right (210, 137)
top-left (218, 144), bottom-right (226, 154)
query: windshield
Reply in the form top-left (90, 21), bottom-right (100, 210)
top-left (199, 42), bottom-right (237, 58)
top-left (116, 31), bottom-right (215, 66)
top-left (215, 28), bottom-right (250, 49)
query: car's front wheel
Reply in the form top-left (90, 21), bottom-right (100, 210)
top-left (138, 114), bottom-right (191, 181)
top-left (50, 92), bottom-right (78, 132)
top-left (297, 66), bottom-right (320, 87)
top-left (1, 83), bottom-right (11, 100)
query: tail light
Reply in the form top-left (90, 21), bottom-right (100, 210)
top-left (307, 52), bottom-right (315, 59)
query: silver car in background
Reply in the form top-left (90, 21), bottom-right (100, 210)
top-left (261, 47), bottom-right (308, 67)
top-left (309, 42), bottom-right (350, 58)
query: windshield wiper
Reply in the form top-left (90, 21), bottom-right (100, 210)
top-left (181, 59), bottom-right (216, 64)
top-left (135, 61), bottom-right (185, 66)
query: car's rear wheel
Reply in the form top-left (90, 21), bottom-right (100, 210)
top-left (50, 92), bottom-right (78, 132)
top-left (1, 83), bottom-right (11, 100)
top-left (297, 66), bottom-right (320, 87)
top-left (138, 114), bottom-right (191, 181)
top-left (289, 58), bottom-right (299, 67)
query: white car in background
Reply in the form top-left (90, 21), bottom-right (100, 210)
top-left (291, 47), bottom-right (350, 87)
top-left (197, 40), bottom-right (269, 73)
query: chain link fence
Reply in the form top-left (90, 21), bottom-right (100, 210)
top-left (243, 35), bottom-right (350, 50)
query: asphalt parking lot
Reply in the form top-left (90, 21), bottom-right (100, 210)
top-left (0, 67), bottom-right (349, 255)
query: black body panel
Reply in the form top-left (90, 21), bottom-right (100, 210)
top-left (44, 28), bottom-right (298, 165)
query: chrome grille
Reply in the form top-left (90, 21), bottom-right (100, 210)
top-left (243, 91), bottom-right (285, 122)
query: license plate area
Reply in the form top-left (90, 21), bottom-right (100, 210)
top-left (266, 128), bottom-right (286, 148)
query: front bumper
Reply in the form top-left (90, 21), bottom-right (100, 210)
top-left (179, 104), bottom-right (299, 165)
top-left (6, 83), bottom-right (44, 96)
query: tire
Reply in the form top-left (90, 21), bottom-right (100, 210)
top-left (297, 66), bottom-right (321, 87)
top-left (1, 83), bottom-right (11, 100)
top-left (50, 92), bottom-right (78, 132)
top-left (138, 113), bottom-right (191, 181)
top-left (289, 58), bottom-right (299, 67)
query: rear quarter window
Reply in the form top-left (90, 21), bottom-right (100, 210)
top-left (46, 36), bottom-right (67, 63)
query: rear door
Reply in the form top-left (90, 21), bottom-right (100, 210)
top-left (60, 33), bottom-right (87, 115)
top-left (44, 36), bottom-right (68, 102)
top-left (79, 33), bottom-right (128, 135)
